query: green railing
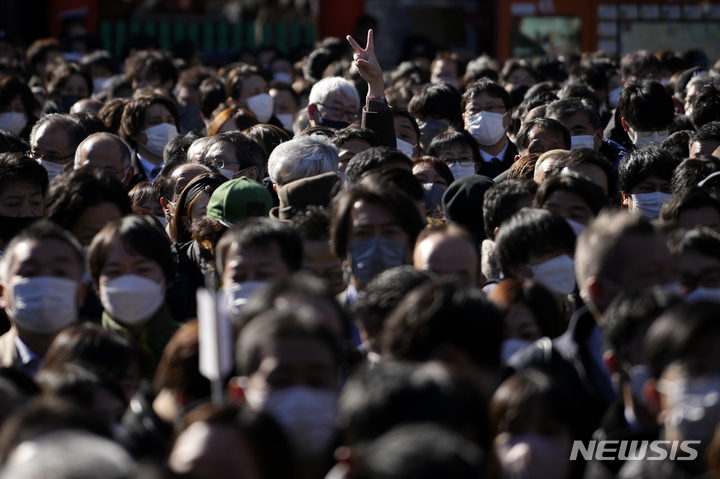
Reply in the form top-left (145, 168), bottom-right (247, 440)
top-left (99, 20), bottom-right (316, 56)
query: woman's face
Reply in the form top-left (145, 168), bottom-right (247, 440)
top-left (413, 163), bottom-right (449, 189)
top-left (504, 67), bottom-right (536, 93)
top-left (185, 193), bottom-right (210, 234)
top-left (62, 73), bottom-right (90, 97)
top-left (3, 95), bottom-right (24, 114)
top-left (70, 202), bottom-right (123, 247)
top-left (99, 237), bottom-right (165, 287)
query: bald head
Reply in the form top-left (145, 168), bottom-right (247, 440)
top-left (74, 132), bottom-right (132, 186)
top-left (413, 229), bottom-right (479, 286)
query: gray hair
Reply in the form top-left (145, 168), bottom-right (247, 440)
top-left (0, 430), bottom-right (136, 479)
top-left (267, 135), bottom-right (339, 186)
top-left (74, 132), bottom-right (132, 170)
top-left (308, 77), bottom-right (360, 109)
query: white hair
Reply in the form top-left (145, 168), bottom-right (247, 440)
top-left (267, 135), bottom-right (339, 186)
top-left (308, 77), bottom-right (360, 109)
top-left (74, 132), bottom-right (132, 170)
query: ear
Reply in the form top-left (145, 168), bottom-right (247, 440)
top-left (603, 350), bottom-right (621, 375)
top-left (273, 183), bottom-right (278, 193)
top-left (514, 154), bottom-right (520, 162)
top-left (585, 275), bottom-right (603, 309)
top-left (493, 226), bottom-right (500, 239)
top-left (244, 166), bottom-right (259, 181)
top-left (620, 117), bottom-right (629, 133)
top-left (226, 376), bottom-right (247, 405)
top-left (621, 191), bottom-right (631, 208)
top-left (307, 103), bottom-right (319, 126)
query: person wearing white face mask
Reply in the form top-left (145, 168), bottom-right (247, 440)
top-left (460, 79), bottom-right (518, 179)
top-left (618, 80), bottom-right (674, 151)
top-left (427, 128), bottom-right (482, 181)
top-left (0, 221), bottom-right (86, 378)
top-left (0, 75), bottom-right (40, 136)
top-left (29, 113), bottom-right (86, 183)
top-left (89, 216), bottom-right (180, 376)
top-left (228, 309), bottom-right (341, 478)
top-left (119, 94), bottom-right (180, 183)
top-left (226, 66), bottom-right (286, 128)
top-left (619, 146), bottom-right (680, 219)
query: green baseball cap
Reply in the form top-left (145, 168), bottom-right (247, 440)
top-left (206, 177), bottom-right (272, 227)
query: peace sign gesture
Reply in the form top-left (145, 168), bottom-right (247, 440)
top-left (347, 29), bottom-right (384, 98)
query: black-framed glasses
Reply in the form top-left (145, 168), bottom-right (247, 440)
top-left (27, 150), bottom-right (73, 164)
top-left (443, 156), bottom-right (476, 167)
top-left (317, 103), bottom-right (359, 121)
top-left (211, 158), bottom-right (241, 170)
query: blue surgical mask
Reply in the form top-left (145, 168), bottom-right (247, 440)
top-left (347, 237), bottom-right (407, 286)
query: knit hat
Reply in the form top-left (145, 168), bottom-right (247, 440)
top-left (206, 177), bottom-right (272, 227)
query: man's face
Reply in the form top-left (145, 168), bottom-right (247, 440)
top-left (0, 180), bottom-right (44, 218)
top-left (674, 250), bottom-right (720, 294)
top-left (203, 141), bottom-right (244, 177)
top-left (616, 233), bottom-right (675, 290)
top-left (70, 202), bottom-right (123, 247)
top-left (557, 112), bottom-right (602, 151)
top-left (689, 140), bottom-right (720, 158)
top-left (394, 116), bottom-right (420, 157)
top-left (522, 127), bottom-right (566, 156)
top-left (347, 200), bottom-right (409, 247)
top-left (78, 139), bottom-right (128, 184)
top-left (562, 164), bottom-right (608, 197)
top-left (463, 92), bottom-right (510, 125)
top-left (413, 233), bottom-right (478, 286)
top-left (269, 88), bottom-right (297, 116)
top-left (622, 175), bottom-right (672, 211)
top-left (311, 92), bottom-right (358, 124)
top-left (302, 239), bottom-right (345, 296)
top-left (247, 337), bottom-right (337, 395)
top-left (31, 123), bottom-right (73, 167)
top-left (541, 190), bottom-right (594, 225)
top-left (338, 138), bottom-right (371, 173)
top-left (0, 238), bottom-right (84, 312)
top-left (221, 242), bottom-right (290, 286)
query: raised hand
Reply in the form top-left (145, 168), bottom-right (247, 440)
top-left (347, 29), bottom-right (384, 97)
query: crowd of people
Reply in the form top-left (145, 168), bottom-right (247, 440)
top-left (0, 21), bottom-right (720, 479)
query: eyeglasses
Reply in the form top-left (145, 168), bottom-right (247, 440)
top-left (637, 130), bottom-right (669, 138)
top-left (317, 103), bottom-right (359, 121)
top-left (681, 269), bottom-right (720, 291)
top-left (27, 150), bottom-right (73, 164)
top-left (211, 158), bottom-right (241, 170)
top-left (443, 156), bottom-right (475, 167)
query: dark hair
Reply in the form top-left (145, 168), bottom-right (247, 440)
top-left (288, 205), bottom-right (330, 241)
top-left (489, 279), bottom-right (565, 338)
top-left (381, 277), bottom-right (503, 370)
top-left (482, 180), bottom-right (538, 239)
top-left (235, 308), bottom-right (341, 375)
top-left (461, 79), bottom-right (512, 112)
top-left (568, 63), bottom-right (609, 95)
top-left (393, 109), bottom-right (421, 145)
top-left (225, 65), bottom-right (266, 101)
top-left (243, 124), bottom-right (291, 158)
top-left (200, 130), bottom-right (268, 179)
top-left (35, 363), bottom-right (126, 414)
top-left (667, 225), bottom-right (720, 263)
top-left (618, 145), bottom-right (681, 194)
top-left (345, 146), bottom-right (414, 186)
top-left (44, 167), bottom-right (132, 231)
top-left (545, 97), bottom-right (601, 130)
top-left (333, 124), bottom-right (378, 149)
top-left (645, 301), bottom-right (720, 378)
top-left (554, 148), bottom-right (617, 198)
top-left (661, 130), bottom-right (693, 161)
top-left (412, 156), bottom-right (455, 189)
top-left (71, 112), bottom-right (106, 136)
top-left (494, 208), bottom-right (576, 276)
top-left (620, 50), bottom-right (661, 80)
top-left (692, 121), bottom-right (720, 143)
top-left (618, 80), bottom-right (674, 131)
top-left (354, 266), bottom-right (431, 349)
top-left (0, 131), bottom-right (29, 154)
top-left (88, 215), bottom-right (175, 292)
top-left (534, 172), bottom-right (608, 216)
top-left (602, 288), bottom-right (679, 361)
top-left (426, 127), bottom-right (482, 165)
top-left (125, 51), bottom-right (178, 89)
top-left (119, 94), bottom-right (180, 150)
top-left (0, 152), bottom-right (49, 200)
top-left (198, 76), bottom-right (227, 120)
top-left (516, 117), bottom-right (571, 153)
top-left (330, 180), bottom-right (425, 260)
top-left (691, 84), bottom-right (720, 129)
top-left (671, 156), bottom-right (720, 194)
top-left (0, 74), bottom-right (39, 116)
top-left (216, 217), bottom-right (303, 277)
top-left (97, 98), bottom-right (127, 135)
top-left (408, 83), bottom-right (463, 126)
top-left (153, 320), bottom-right (210, 403)
top-left (170, 173), bottom-right (228, 244)
top-left (46, 62), bottom-right (93, 100)
top-left (207, 107), bottom-right (259, 137)
top-left (163, 132), bottom-right (201, 168)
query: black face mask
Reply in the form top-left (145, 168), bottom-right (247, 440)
top-left (317, 115), bottom-right (351, 130)
top-left (0, 216), bottom-right (40, 245)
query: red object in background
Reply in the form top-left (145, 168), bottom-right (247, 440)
top-left (48, 0), bottom-right (97, 38)
top-left (319, 0), bottom-right (363, 39)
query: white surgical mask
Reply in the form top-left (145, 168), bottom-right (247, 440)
top-left (660, 376), bottom-right (720, 448)
top-left (448, 162), bottom-right (476, 180)
top-left (501, 339), bottom-right (533, 362)
top-left (0, 112), bottom-right (27, 136)
top-left (608, 86), bottom-right (622, 109)
top-left (6, 276), bottom-right (78, 333)
top-left (247, 385), bottom-right (337, 458)
top-left (495, 431), bottom-right (571, 479)
top-left (629, 191), bottom-right (672, 219)
top-left (224, 281), bottom-right (268, 317)
top-left (246, 93), bottom-right (274, 123)
top-left (38, 158), bottom-right (69, 183)
top-left (570, 133), bottom-right (597, 150)
top-left (626, 125), bottom-right (668, 148)
top-left (395, 138), bottom-right (416, 158)
top-left (273, 72), bottom-right (293, 84)
top-left (465, 110), bottom-right (508, 146)
top-left (142, 123), bottom-right (178, 157)
top-left (100, 274), bottom-right (166, 325)
top-left (218, 167), bottom-right (236, 180)
top-left (275, 113), bottom-right (294, 131)
top-left (566, 219), bottom-right (587, 237)
top-left (528, 254), bottom-right (576, 297)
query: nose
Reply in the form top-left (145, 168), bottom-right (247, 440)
top-left (18, 201), bottom-right (32, 217)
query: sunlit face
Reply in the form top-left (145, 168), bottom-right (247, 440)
top-left (70, 202), bottom-right (123, 247)
top-left (338, 138), bottom-right (371, 173)
top-left (0, 180), bottom-right (44, 218)
top-left (270, 88), bottom-right (298, 116)
top-left (99, 237), bottom-right (165, 285)
top-left (240, 74), bottom-right (269, 100)
top-left (413, 163), bottom-right (448, 189)
top-left (541, 190), bottom-right (594, 225)
top-left (221, 242), bottom-right (290, 286)
top-left (523, 127), bottom-right (566, 156)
